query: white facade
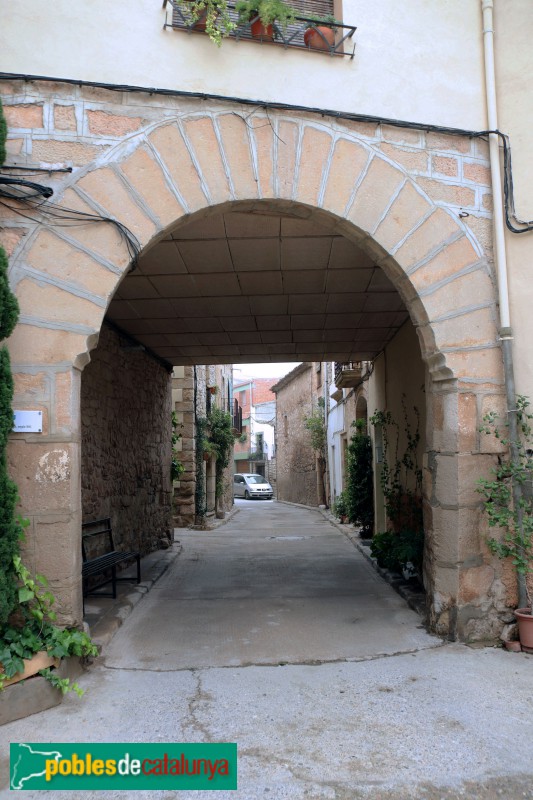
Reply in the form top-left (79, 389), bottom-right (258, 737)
top-left (252, 402), bottom-right (276, 461)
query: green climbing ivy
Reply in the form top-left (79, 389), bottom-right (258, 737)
top-left (345, 419), bottom-right (374, 536)
top-left (171, 411), bottom-right (185, 482)
top-left (0, 99), bottom-right (7, 167)
top-left (208, 406), bottom-right (235, 502)
top-left (369, 399), bottom-right (424, 575)
top-left (0, 99), bottom-right (97, 696)
top-left (0, 98), bottom-right (22, 628)
top-left (195, 416), bottom-right (209, 519)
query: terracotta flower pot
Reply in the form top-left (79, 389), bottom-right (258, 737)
top-left (514, 607), bottom-right (533, 650)
top-left (185, 1), bottom-right (209, 31)
top-left (250, 16), bottom-right (274, 40)
top-left (304, 25), bottom-right (335, 51)
top-left (2, 651), bottom-right (60, 688)
top-left (504, 639), bottom-right (522, 652)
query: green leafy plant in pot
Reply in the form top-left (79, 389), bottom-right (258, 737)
top-left (236, 0), bottom-right (296, 40)
top-left (177, 0), bottom-right (236, 45)
top-left (0, 556), bottom-right (98, 695)
top-left (332, 491), bottom-right (348, 523)
top-left (478, 395), bottom-right (533, 650)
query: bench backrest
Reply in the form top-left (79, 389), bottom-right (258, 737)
top-left (82, 518), bottom-right (115, 562)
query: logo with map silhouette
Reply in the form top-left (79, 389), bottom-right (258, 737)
top-left (10, 742), bottom-right (237, 790)
top-left (10, 743), bottom-right (63, 790)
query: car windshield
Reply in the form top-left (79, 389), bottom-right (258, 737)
top-left (246, 475), bottom-right (267, 484)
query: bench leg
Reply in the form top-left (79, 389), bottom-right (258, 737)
top-left (136, 555), bottom-right (141, 585)
top-left (111, 565), bottom-right (117, 599)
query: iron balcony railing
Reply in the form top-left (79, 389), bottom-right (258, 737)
top-left (334, 361), bottom-right (364, 389)
top-left (163, 0), bottom-right (356, 58)
top-left (231, 398), bottom-right (243, 435)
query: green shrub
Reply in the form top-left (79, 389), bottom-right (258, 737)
top-left (345, 419), bottom-right (374, 535)
top-left (332, 491), bottom-right (348, 520)
top-left (0, 558), bottom-right (98, 694)
top-left (370, 529), bottom-right (424, 575)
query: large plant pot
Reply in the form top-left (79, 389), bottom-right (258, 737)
top-left (250, 16), bottom-right (274, 40)
top-left (184, 1), bottom-right (209, 31)
top-left (304, 25), bottom-right (335, 51)
top-left (514, 608), bottom-right (533, 650)
top-left (2, 652), bottom-right (60, 688)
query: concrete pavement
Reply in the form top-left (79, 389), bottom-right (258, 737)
top-left (1, 500), bottom-right (533, 799)
top-left (104, 500), bottom-right (437, 670)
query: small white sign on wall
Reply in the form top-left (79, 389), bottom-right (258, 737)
top-left (13, 410), bottom-right (43, 433)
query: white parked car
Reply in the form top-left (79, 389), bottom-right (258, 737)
top-left (233, 473), bottom-right (273, 500)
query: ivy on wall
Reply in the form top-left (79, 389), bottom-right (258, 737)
top-left (0, 98), bottom-right (22, 627)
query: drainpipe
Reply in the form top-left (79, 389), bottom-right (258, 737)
top-left (323, 362), bottom-right (330, 507)
top-left (481, 0), bottom-right (527, 608)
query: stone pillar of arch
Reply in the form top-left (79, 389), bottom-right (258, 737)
top-left (3, 104), bottom-right (507, 638)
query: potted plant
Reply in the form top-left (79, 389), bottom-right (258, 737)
top-left (303, 13), bottom-right (341, 51)
top-left (175, 0), bottom-right (236, 45)
top-left (236, 0), bottom-right (296, 40)
top-left (332, 491), bottom-right (348, 524)
top-left (478, 395), bottom-right (533, 651)
top-left (0, 556), bottom-right (98, 696)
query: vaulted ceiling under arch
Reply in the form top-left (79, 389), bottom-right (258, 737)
top-left (105, 208), bottom-right (409, 366)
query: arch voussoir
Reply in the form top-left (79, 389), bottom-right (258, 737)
top-left (296, 125), bottom-right (333, 208)
top-left (321, 137), bottom-right (369, 217)
top-left (373, 181), bottom-right (433, 253)
top-left (393, 207), bottom-right (464, 270)
top-left (16, 278), bottom-right (105, 331)
top-left (76, 166), bottom-right (157, 248)
top-left (54, 188), bottom-right (134, 271)
top-left (276, 120), bottom-right (300, 200)
top-left (119, 144), bottom-right (185, 230)
top-left (182, 116), bottom-right (232, 206)
top-left (216, 113), bottom-right (259, 200)
top-left (408, 235), bottom-right (483, 293)
top-left (24, 229), bottom-right (121, 300)
top-left (148, 122), bottom-right (209, 213)
top-left (347, 155), bottom-right (406, 234)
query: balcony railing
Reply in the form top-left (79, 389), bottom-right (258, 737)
top-left (231, 398), bottom-right (243, 435)
top-left (163, 0), bottom-right (356, 58)
top-left (334, 362), bottom-right (364, 389)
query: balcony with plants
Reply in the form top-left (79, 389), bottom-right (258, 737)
top-left (163, 0), bottom-right (356, 56)
top-left (334, 362), bottom-right (364, 390)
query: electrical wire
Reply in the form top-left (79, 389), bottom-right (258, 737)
top-left (0, 74), bottom-right (530, 258)
top-left (0, 175), bottom-right (53, 200)
top-left (0, 184), bottom-right (142, 268)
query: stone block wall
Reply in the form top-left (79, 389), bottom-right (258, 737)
top-left (172, 365), bottom-right (196, 527)
top-left (274, 363), bottom-right (317, 506)
top-left (173, 364), bottom-right (234, 526)
top-left (81, 323), bottom-right (173, 553)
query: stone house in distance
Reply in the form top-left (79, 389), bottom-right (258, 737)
top-left (233, 377), bottom-right (277, 483)
top-left (272, 363), bottom-right (326, 506)
top-left (172, 364), bottom-right (237, 527)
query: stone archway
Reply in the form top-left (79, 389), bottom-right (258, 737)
top-left (5, 105), bottom-right (505, 639)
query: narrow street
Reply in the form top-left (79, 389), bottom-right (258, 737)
top-left (2, 502), bottom-right (533, 799)
top-left (104, 500), bottom-right (437, 670)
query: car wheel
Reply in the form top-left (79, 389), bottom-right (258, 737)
top-left (244, 490), bottom-right (250, 500)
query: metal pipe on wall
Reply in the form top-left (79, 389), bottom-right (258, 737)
top-left (481, 0), bottom-right (527, 608)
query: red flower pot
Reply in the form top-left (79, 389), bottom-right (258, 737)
top-left (250, 16), bottom-right (274, 40)
top-left (184, 1), bottom-right (209, 31)
top-left (304, 25), bottom-right (335, 51)
top-left (514, 607), bottom-right (533, 650)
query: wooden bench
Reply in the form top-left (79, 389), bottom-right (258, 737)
top-left (82, 517), bottom-right (141, 599)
